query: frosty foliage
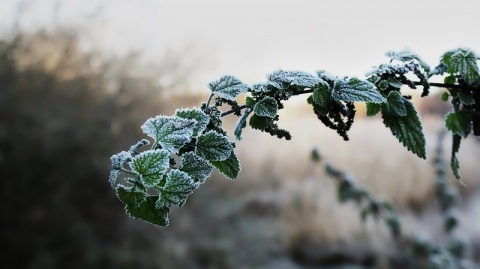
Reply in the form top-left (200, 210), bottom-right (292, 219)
top-left (196, 130), bottom-right (233, 162)
top-left (110, 47), bottom-right (480, 227)
top-left (156, 170), bottom-right (197, 208)
top-left (179, 152), bottom-right (213, 184)
top-left (332, 77), bottom-right (386, 103)
top-left (268, 70), bottom-right (325, 89)
top-left (253, 96), bottom-right (278, 118)
top-left (130, 149), bottom-right (170, 188)
top-left (141, 116), bottom-right (196, 154)
top-left (208, 75), bottom-right (250, 101)
top-left (175, 108), bottom-right (210, 137)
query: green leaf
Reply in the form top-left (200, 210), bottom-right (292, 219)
top-left (386, 91), bottom-right (407, 116)
top-left (208, 75), bottom-right (249, 101)
top-left (234, 108), bottom-right (251, 140)
top-left (442, 48), bottom-right (480, 85)
top-left (388, 77), bottom-right (403, 89)
top-left (210, 151), bottom-right (241, 180)
top-left (141, 116), bottom-right (196, 154)
top-left (445, 111), bottom-right (472, 138)
top-left (441, 92), bottom-right (449, 102)
top-left (179, 152), bottom-right (213, 184)
top-left (253, 96), bottom-right (278, 118)
top-left (175, 108), bottom-right (210, 137)
top-left (245, 96), bottom-right (255, 107)
top-left (444, 75), bottom-right (456, 85)
top-left (457, 92), bottom-right (475, 105)
top-left (196, 130), bottom-right (233, 161)
top-left (385, 216), bottom-right (401, 239)
top-left (249, 114), bottom-right (271, 130)
top-left (268, 70), bottom-right (325, 89)
top-left (382, 100), bottom-right (426, 159)
top-left (451, 134), bottom-right (463, 183)
top-left (332, 77), bottom-right (386, 103)
top-left (130, 149), bottom-right (170, 188)
top-left (156, 170), bottom-right (197, 208)
top-left (116, 185), bottom-right (148, 207)
top-left (125, 196), bottom-right (170, 227)
top-left (311, 84), bottom-right (332, 108)
top-left (366, 102), bottom-right (382, 117)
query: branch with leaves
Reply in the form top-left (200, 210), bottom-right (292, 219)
top-left (109, 48), bottom-right (480, 227)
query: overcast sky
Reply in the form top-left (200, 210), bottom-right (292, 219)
top-left (1, 0), bottom-right (479, 86)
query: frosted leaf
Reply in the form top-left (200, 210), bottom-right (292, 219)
top-left (179, 152), bottom-right (213, 184)
top-left (156, 170), bottom-right (197, 208)
top-left (253, 97), bottom-right (278, 118)
top-left (141, 115), bottom-right (196, 154)
top-left (111, 151), bottom-right (132, 169)
top-left (210, 151), bottom-right (241, 180)
top-left (386, 49), bottom-right (430, 72)
top-left (311, 84), bottom-right (332, 108)
top-left (268, 70), bottom-right (326, 89)
top-left (129, 139), bottom-right (150, 154)
top-left (196, 130), bottom-right (233, 162)
top-left (444, 48), bottom-right (480, 85)
top-left (208, 75), bottom-right (249, 101)
top-left (108, 169), bottom-right (120, 188)
top-left (116, 184), bottom-right (148, 207)
top-left (316, 70), bottom-right (337, 82)
top-left (382, 100), bottom-right (425, 159)
top-left (386, 91), bottom-right (407, 116)
top-left (125, 196), bottom-right (170, 227)
top-left (252, 83), bottom-right (271, 93)
top-left (332, 77), bottom-right (386, 104)
top-left (175, 108), bottom-right (210, 137)
top-left (234, 108), bottom-right (251, 140)
top-left (130, 149), bottom-right (170, 188)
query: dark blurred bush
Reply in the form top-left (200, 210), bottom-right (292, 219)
top-left (0, 29), bottom-right (203, 269)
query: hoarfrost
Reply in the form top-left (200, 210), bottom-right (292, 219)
top-left (196, 130), bottom-right (233, 162)
top-left (156, 170), bottom-right (197, 208)
top-left (175, 108), bottom-right (210, 137)
top-left (208, 75), bottom-right (249, 101)
top-left (253, 96), bottom-right (278, 118)
top-left (268, 70), bottom-right (326, 89)
top-left (130, 149), bottom-right (170, 188)
top-left (179, 152), bottom-right (213, 184)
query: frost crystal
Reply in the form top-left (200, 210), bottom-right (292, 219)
top-left (111, 151), bottom-right (132, 169)
top-left (208, 75), bottom-right (249, 101)
top-left (268, 70), bottom-right (325, 89)
top-left (129, 139), bottom-right (150, 154)
top-left (252, 83), bottom-right (271, 93)
top-left (116, 184), bottom-right (148, 207)
top-left (385, 49), bottom-right (430, 72)
top-left (130, 149), bottom-right (170, 188)
top-left (210, 151), bottom-right (241, 180)
top-left (332, 77), bottom-right (386, 104)
top-left (156, 170), bottom-right (197, 208)
top-left (141, 115), bottom-right (196, 154)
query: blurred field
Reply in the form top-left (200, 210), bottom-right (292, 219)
top-left (1, 30), bottom-right (480, 269)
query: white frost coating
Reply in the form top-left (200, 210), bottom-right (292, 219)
top-left (268, 70), bottom-right (326, 89)
top-left (385, 49), bottom-right (430, 72)
top-left (111, 151), bottom-right (132, 168)
top-left (156, 170), bottom-right (198, 208)
top-left (108, 169), bottom-right (120, 188)
top-left (175, 108), bottom-right (210, 137)
top-left (129, 139), bottom-right (150, 154)
top-left (180, 152), bottom-right (213, 184)
top-left (449, 48), bottom-right (480, 85)
top-left (130, 149), bottom-right (170, 188)
top-left (332, 77), bottom-right (386, 104)
top-left (316, 70), bottom-right (337, 82)
top-left (253, 96), bottom-right (278, 118)
top-left (196, 130), bottom-right (233, 162)
top-left (141, 115), bottom-right (196, 154)
top-left (252, 83), bottom-right (271, 93)
top-left (208, 75), bottom-right (249, 101)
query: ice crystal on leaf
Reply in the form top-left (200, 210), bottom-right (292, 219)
top-left (116, 185), bottom-right (148, 207)
top-left (210, 151), bottom-right (241, 180)
top-left (128, 139), bottom-right (150, 154)
top-left (441, 48), bottom-right (480, 85)
top-left (386, 49), bottom-right (430, 72)
top-left (179, 152), bottom-right (213, 184)
top-left (130, 149), bottom-right (170, 188)
top-left (125, 196), bottom-right (170, 227)
top-left (156, 170), bottom-right (197, 208)
top-left (252, 83), bottom-right (271, 93)
top-left (208, 75), bottom-right (249, 101)
top-left (141, 116), bottom-right (196, 154)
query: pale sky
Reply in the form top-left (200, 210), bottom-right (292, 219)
top-left (1, 0), bottom-right (479, 86)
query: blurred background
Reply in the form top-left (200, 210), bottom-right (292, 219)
top-left (1, 1), bottom-right (480, 268)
